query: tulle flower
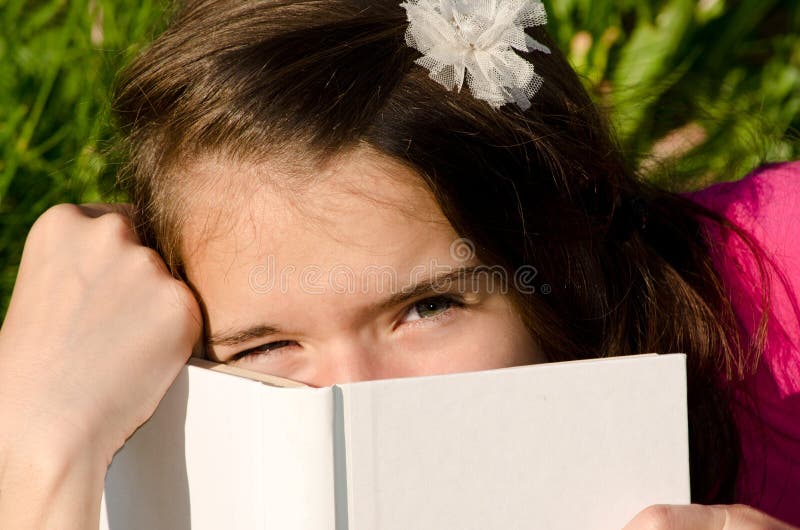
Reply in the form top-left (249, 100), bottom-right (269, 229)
top-left (399, 0), bottom-right (551, 110)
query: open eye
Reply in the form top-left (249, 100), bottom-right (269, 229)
top-left (400, 295), bottom-right (463, 324)
top-left (231, 340), bottom-right (297, 361)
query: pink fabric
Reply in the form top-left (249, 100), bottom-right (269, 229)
top-left (684, 161), bottom-right (800, 525)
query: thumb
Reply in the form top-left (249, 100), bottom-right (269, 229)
top-left (622, 503), bottom-right (798, 530)
top-left (622, 504), bottom-right (725, 530)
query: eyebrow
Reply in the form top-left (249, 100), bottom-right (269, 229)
top-left (206, 265), bottom-right (485, 350)
top-left (208, 324), bottom-right (281, 348)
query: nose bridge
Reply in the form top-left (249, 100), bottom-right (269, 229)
top-left (294, 283), bottom-right (387, 387)
top-left (311, 337), bottom-right (378, 387)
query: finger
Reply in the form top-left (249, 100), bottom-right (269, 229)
top-left (622, 504), bottom-right (727, 530)
top-left (77, 202), bottom-right (143, 245)
top-left (622, 504), bottom-right (799, 530)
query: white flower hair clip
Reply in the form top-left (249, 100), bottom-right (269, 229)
top-left (399, 0), bottom-right (551, 111)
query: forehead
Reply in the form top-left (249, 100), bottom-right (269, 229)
top-left (180, 148), bottom-right (454, 265)
top-left (179, 149), bottom-right (462, 323)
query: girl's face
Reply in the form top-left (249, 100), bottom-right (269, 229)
top-left (181, 147), bottom-right (544, 387)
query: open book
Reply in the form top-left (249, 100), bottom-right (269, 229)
top-left (99, 353), bottom-right (690, 530)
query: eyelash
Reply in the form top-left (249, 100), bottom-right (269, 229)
top-left (230, 340), bottom-right (295, 362)
top-left (230, 295), bottom-right (466, 362)
top-left (398, 295), bottom-right (465, 325)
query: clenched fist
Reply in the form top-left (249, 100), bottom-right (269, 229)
top-left (0, 204), bottom-right (202, 529)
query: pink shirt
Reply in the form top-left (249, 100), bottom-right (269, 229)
top-left (685, 161), bottom-right (800, 525)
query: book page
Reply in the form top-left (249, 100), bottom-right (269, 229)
top-left (338, 353), bottom-right (690, 530)
top-left (100, 363), bottom-right (336, 530)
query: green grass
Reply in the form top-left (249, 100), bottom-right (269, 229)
top-left (545, 0), bottom-right (800, 188)
top-left (1, 0), bottom-right (799, 316)
top-left (1, 0), bottom-right (171, 314)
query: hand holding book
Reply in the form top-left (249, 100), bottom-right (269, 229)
top-left (623, 504), bottom-right (800, 530)
top-left (1, 204), bottom-right (795, 530)
top-left (101, 353), bottom-right (692, 530)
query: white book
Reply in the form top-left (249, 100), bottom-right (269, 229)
top-left (99, 353), bottom-right (690, 530)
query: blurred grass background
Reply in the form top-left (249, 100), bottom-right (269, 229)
top-left (1, 0), bottom-right (799, 316)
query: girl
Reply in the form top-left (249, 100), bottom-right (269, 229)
top-left (1, 0), bottom-right (798, 528)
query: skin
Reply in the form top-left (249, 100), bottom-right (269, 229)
top-left (622, 504), bottom-right (797, 530)
top-left (0, 150), bottom-right (796, 529)
top-left (181, 149), bottom-right (543, 386)
top-left (0, 203), bottom-right (201, 529)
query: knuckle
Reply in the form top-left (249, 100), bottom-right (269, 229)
top-left (23, 205), bottom-right (87, 259)
top-left (735, 503), bottom-right (768, 518)
top-left (159, 280), bottom-right (203, 348)
top-left (126, 246), bottom-right (172, 280)
top-left (126, 252), bottom-right (201, 344)
top-left (93, 211), bottom-right (134, 238)
top-left (631, 505), bottom-right (676, 530)
top-left (29, 204), bottom-right (83, 238)
top-left (172, 281), bottom-right (203, 327)
top-left (42, 202), bottom-right (83, 219)
top-left (724, 504), bottom-right (780, 529)
top-left (726, 503), bottom-right (751, 515)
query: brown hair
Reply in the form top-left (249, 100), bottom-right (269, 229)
top-left (113, 0), bottom-right (771, 502)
